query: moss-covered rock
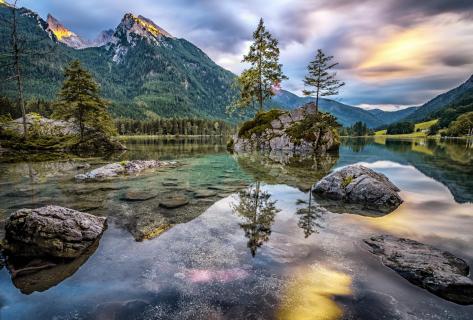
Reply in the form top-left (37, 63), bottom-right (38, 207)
top-left (232, 103), bottom-right (340, 154)
top-left (238, 109), bottom-right (285, 139)
top-left (0, 114), bottom-right (125, 153)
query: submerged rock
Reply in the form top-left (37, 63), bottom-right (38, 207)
top-left (364, 235), bottom-right (473, 305)
top-left (2, 205), bottom-right (107, 258)
top-left (313, 164), bottom-right (402, 215)
top-left (120, 190), bottom-right (159, 202)
top-left (193, 190), bottom-right (218, 198)
top-left (75, 160), bottom-right (177, 181)
top-left (231, 102), bottom-right (339, 154)
top-left (159, 194), bottom-right (189, 209)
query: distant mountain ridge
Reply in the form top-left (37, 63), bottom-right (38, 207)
top-left (367, 107), bottom-right (419, 126)
top-left (272, 90), bottom-right (418, 128)
top-left (402, 75), bottom-right (473, 123)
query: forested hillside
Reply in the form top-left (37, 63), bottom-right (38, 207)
top-left (403, 75), bottom-right (473, 123)
top-left (0, 4), bottom-right (236, 120)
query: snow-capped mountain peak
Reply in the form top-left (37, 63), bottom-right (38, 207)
top-left (114, 13), bottom-right (173, 44)
top-left (46, 14), bottom-right (88, 49)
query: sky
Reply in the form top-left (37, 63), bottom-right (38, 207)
top-left (21, 0), bottom-right (473, 111)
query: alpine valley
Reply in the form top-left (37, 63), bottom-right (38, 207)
top-left (0, 3), bottom-right (423, 127)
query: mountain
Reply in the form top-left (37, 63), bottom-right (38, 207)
top-left (403, 75), bottom-right (473, 123)
top-left (367, 107), bottom-right (419, 126)
top-left (0, 5), bottom-right (236, 120)
top-left (46, 14), bottom-right (114, 49)
top-left (272, 90), bottom-right (412, 128)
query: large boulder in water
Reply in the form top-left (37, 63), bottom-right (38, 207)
top-left (313, 164), bottom-right (402, 215)
top-left (364, 235), bottom-right (473, 305)
top-left (2, 205), bottom-right (107, 258)
top-left (75, 160), bottom-right (177, 181)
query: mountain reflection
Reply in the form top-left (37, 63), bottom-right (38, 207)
top-left (340, 137), bottom-right (473, 203)
top-left (231, 182), bottom-right (280, 256)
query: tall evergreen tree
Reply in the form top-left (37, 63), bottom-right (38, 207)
top-left (54, 60), bottom-right (115, 140)
top-left (234, 18), bottom-right (287, 113)
top-left (303, 49), bottom-right (345, 112)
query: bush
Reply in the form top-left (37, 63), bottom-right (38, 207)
top-left (237, 109), bottom-right (285, 139)
top-left (285, 112), bottom-right (340, 144)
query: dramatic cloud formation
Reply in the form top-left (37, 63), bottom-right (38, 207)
top-left (21, 0), bottom-right (473, 110)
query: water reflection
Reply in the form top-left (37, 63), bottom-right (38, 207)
top-left (1, 137), bottom-right (473, 319)
top-left (340, 137), bottom-right (473, 203)
top-left (234, 151), bottom-right (338, 192)
top-left (231, 182), bottom-right (280, 256)
top-left (278, 266), bottom-right (352, 320)
top-left (343, 137), bottom-right (369, 153)
top-left (4, 239), bottom-right (100, 295)
top-left (296, 188), bottom-right (326, 238)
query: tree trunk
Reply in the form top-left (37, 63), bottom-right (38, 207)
top-left (11, 1), bottom-right (28, 139)
top-left (315, 71), bottom-right (320, 114)
top-left (79, 105), bottom-right (84, 141)
top-left (258, 47), bottom-right (263, 112)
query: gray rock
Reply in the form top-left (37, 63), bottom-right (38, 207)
top-left (75, 160), bottom-right (177, 181)
top-left (364, 235), bottom-right (473, 305)
top-left (232, 102), bottom-right (338, 154)
top-left (2, 205), bottom-right (107, 258)
top-left (2, 114), bottom-right (80, 136)
top-left (313, 164), bottom-right (402, 214)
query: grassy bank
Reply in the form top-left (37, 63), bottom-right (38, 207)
top-left (374, 119), bottom-right (439, 138)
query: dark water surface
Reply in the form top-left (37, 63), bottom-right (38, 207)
top-left (0, 137), bottom-right (472, 319)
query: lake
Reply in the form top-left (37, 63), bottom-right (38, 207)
top-left (0, 137), bottom-right (472, 319)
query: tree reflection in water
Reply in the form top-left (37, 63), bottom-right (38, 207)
top-left (296, 187), bottom-right (326, 238)
top-left (231, 181), bottom-right (280, 256)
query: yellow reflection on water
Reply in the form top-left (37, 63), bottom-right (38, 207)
top-left (278, 266), bottom-right (352, 320)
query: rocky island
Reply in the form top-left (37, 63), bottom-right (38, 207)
top-left (229, 102), bottom-right (340, 154)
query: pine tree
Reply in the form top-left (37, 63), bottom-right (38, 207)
top-left (54, 60), bottom-right (115, 140)
top-left (234, 18), bottom-right (287, 113)
top-left (303, 49), bottom-right (345, 113)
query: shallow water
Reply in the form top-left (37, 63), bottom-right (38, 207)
top-left (0, 137), bottom-right (472, 319)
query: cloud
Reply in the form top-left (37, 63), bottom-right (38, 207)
top-left (18, 0), bottom-right (473, 107)
top-left (441, 54), bottom-right (473, 67)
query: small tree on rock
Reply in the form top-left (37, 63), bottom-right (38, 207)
top-left (303, 49), bottom-right (345, 113)
top-left (233, 18), bottom-right (287, 113)
top-left (54, 60), bottom-right (115, 140)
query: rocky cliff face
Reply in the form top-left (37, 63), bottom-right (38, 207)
top-left (232, 102), bottom-right (340, 154)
